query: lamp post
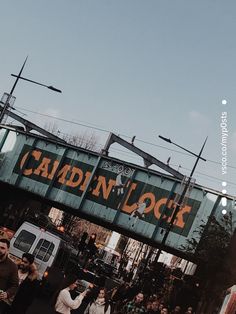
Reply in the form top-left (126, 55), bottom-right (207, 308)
top-left (154, 135), bottom-right (207, 262)
top-left (0, 57), bottom-right (61, 124)
top-left (10, 74), bottom-right (62, 93)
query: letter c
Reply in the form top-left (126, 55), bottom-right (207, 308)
top-left (20, 150), bottom-right (42, 175)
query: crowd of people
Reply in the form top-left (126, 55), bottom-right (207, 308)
top-left (0, 237), bottom-right (196, 314)
top-left (110, 284), bottom-right (195, 314)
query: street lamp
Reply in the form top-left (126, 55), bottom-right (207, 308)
top-left (159, 136), bottom-right (207, 161)
top-left (154, 135), bottom-right (207, 262)
top-left (0, 57), bottom-right (62, 124)
top-left (10, 74), bottom-right (62, 93)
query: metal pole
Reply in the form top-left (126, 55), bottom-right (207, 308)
top-left (159, 135), bottom-right (207, 161)
top-left (0, 57), bottom-right (62, 124)
top-left (155, 137), bottom-right (208, 262)
top-left (0, 57), bottom-right (28, 123)
top-left (11, 74), bottom-right (62, 93)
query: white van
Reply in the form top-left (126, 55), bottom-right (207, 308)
top-left (8, 221), bottom-right (104, 296)
top-left (9, 221), bottom-right (67, 279)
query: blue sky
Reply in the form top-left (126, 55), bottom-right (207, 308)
top-left (0, 0), bottom-right (235, 196)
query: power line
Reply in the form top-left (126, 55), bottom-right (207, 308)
top-left (15, 107), bottom-right (112, 134)
top-left (14, 106), bottom-right (236, 172)
top-left (173, 164), bottom-right (236, 187)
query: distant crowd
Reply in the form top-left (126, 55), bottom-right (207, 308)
top-left (0, 237), bottom-right (196, 314)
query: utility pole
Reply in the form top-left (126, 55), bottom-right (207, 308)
top-left (154, 136), bottom-right (207, 262)
top-left (0, 57), bottom-right (61, 124)
top-left (0, 57), bottom-right (28, 123)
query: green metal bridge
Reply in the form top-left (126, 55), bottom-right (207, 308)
top-left (0, 125), bottom-right (234, 260)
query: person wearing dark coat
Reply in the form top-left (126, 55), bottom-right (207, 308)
top-left (0, 239), bottom-right (18, 314)
top-left (9, 253), bottom-right (39, 314)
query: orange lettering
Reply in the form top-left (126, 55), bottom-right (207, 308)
top-left (139, 192), bottom-right (156, 213)
top-left (48, 160), bottom-right (59, 180)
top-left (164, 201), bottom-right (192, 229)
top-left (92, 176), bottom-right (114, 199)
top-left (175, 205), bottom-right (192, 228)
top-left (66, 166), bottom-right (83, 188)
top-left (34, 157), bottom-right (51, 177)
top-left (122, 183), bottom-right (138, 213)
top-left (20, 150), bottom-right (42, 176)
top-left (57, 164), bottom-right (71, 184)
top-left (80, 171), bottom-right (92, 192)
top-left (154, 198), bottom-right (168, 220)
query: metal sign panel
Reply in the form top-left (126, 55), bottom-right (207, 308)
top-left (0, 127), bottom-right (233, 257)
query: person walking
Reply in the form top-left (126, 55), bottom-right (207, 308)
top-left (122, 292), bottom-right (146, 314)
top-left (111, 281), bottom-right (131, 313)
top-left (9, 253), bottom-right (39, 314)
top-left (171, 305), bottom-right (182, 313)
top-left (0, 238), bottom-right (18, 314)
top-left (77, 232), bottom-right (88, 255)
top-left (146, 298), bottom-right (161, 314)
top-left (184, 307), bottom-right (194, 314)
top-left (84, 287), bottom-right (111, 314)
top-left (161, 308), bottom-right (169, 314)
top-left (53, 274), bottom-right (86, 314)
top-left (17, 253), bottom-right (38, 284)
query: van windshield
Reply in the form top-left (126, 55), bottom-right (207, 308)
top-left (13, 230), bottom-right (36, 252)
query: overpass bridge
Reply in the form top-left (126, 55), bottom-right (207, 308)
top-left (0, 125), bottom-right (234, 260)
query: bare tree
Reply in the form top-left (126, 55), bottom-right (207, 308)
top-left (62, 130), bottom-right (99, 151)
top-left (43, 121), bottom-right (60, 136)
top-left (44, 122), bottom-right (100, 152)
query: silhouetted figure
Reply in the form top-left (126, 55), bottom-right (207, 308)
top-left (77, 232), bottom-right (88, 255)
